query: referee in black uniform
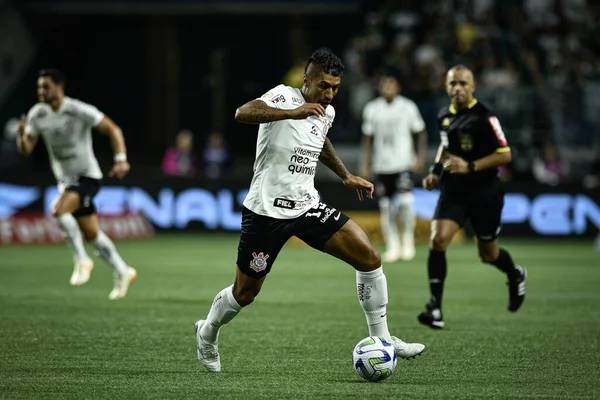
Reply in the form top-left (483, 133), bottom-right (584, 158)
top-left (418, 65), bottom-right (527, 329)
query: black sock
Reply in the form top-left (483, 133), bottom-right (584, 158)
top-left (489, 248), bottom-right (519, 280)
top-left (428, 249), bottom-right (447, 310)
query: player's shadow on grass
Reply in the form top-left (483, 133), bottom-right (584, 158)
top-left (335, 379), bottom-right (403, 385)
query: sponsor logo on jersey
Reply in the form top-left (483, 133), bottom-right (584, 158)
top-left (273, 198), bottom-right (295, 209)
top-left (288, 147), bottom-right (319, 176)
top-left (249, 252), bottom-right (270, 273)
top-left (271, 94), bottom-right (286, 104)
top-left (292, 97), bottom-right (302, 105)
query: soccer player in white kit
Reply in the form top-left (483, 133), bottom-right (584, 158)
top-left (193, 50), bottom-right (425, 373)
top-left (16, 69), bottom-right (137, 300)
top-left (361, 75), bottom-right (428, 262)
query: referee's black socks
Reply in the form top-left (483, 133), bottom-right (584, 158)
top-left (489, 248), bottom-right (519, 280)
top-left (428, 249), bottom-right (447, 309)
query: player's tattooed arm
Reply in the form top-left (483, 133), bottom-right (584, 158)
top-left (319, 137), bottom-right (349, 180)
top-left (235, 100), bottom-right (325, 124)
top-left (234, 100), bottom-right (290, 124)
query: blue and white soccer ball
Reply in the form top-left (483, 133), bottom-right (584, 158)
top-left (352, 336), bottom-right (397, 382)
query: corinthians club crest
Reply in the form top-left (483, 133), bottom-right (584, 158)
top-left (250, 252), bottom-right (270, 273)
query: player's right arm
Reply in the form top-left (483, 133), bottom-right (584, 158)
top-left (235, 99), bottom-right (326, 124)
top-left (16, 113), bottom-right (39, 157)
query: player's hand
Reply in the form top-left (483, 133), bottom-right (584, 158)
top-left (18, 114), bottom-right (27, 138)
top-left (342, 174), bottom-right (374, 201)
top-left (443, 155), bottom-right (469, 174)
top-left (109, 161), bottom-right (130, 179)
top-left (422, 173), bottom-right (440, 191)
top-left (290, 103), bottom-right (326, 119)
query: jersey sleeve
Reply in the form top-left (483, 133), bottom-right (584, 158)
top-left (74, 100), bottom-right (104, 127)
top-left (361, 103), bottom-right (374, 136)
top-left (256, 84), bottom-right (289, 110)
top-left (409, 102), bottom-right (426, 133)
top-left (485, 114), bottom-right (510, 153)
top-left (25, 107), bottom-right (41, 137)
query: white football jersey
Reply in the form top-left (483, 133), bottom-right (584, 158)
top-left (243, 84), bottom-right (334, 219)
top-left (362, 95), bottom-right (425, 173)
top-left (26, 97), bottom-right (104, 186)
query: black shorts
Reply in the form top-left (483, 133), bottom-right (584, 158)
top-left (375, 171), bottom-right (413, 198)
top-left (433, 180), bottom-right (504, 242)
top-left (63, 176), bottom-right (101, 217)
top-left (237, 202), bottom-right (350, 278)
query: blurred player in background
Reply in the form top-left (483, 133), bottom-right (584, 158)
top-left (418, 65), bottom-right (526, 329)
top-left (361, 75), bottom-right (427, 262)
top-left (194, 50), bottom-right (425, 373)
top-left (17, 69), bottom-right (137, 300)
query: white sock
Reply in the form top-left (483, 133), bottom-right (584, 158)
top-left (396, 192), bottom-right (416, 251)
top-left (379, 198), bottom-right (400, 254)
top-left (90, 231), bottom-right (129, 275)
top-left (356, 266), bottom-right (391, 341)
top-left (54, 214), bottom-right (90, 261)
top-left (200, 285), bottom-right (242, 343)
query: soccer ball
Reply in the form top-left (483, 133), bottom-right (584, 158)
top-left (352, 336), bottom-right (397, 382)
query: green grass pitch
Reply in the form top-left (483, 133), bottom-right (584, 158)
top-left (1, 234), bottom-right (599, 399)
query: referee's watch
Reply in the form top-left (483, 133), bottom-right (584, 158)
top-left (468, 161), bottom-right (476, 173)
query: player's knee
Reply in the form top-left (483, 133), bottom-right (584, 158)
top-left (357, 246), bottom-right (381, 271)
top-left (232, 284), bottom-right (260, 307)
top-left (51, 205), bottom-right (69, 217)
top-left (82, 230), bottom-right (98, 242)
top-left (478, 249), bottom-right (498, 263)
top-left (430, 234), bottom-right (450, 251)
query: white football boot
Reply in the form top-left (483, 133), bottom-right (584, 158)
top-left (390, 336), bottom-right (426, 359)
top-left (108, 267), bottom-right (137, 300)
top-left (194, 320), bottom-right (221, 372)
top-left (70, 258), bottom-right (94, 286)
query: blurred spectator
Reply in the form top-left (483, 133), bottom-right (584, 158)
top-left (162, 129), bottom-right (198, 178)
top-left (532, 141), bottom-right (570, 185)
top-left (202, 130), bottom-right (230, 180)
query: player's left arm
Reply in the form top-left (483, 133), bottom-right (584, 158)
top-left (319, 137), bottom-right (373, 201)
top-left (95, 116), bottom-right (130, 179)
top-left (470, 115), bottom-right (512, 172)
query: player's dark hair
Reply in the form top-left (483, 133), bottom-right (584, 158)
top-left (305, 49), bottom-right (345, 78)
top-left (39, 69), bottom-right (66, 86)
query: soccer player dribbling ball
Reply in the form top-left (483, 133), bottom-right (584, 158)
top-left (194, 49), bottom-right (426, 372)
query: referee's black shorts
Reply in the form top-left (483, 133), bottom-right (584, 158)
top-left (433, 179), bottom-right (504, 242)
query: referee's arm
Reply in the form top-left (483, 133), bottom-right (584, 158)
top-left (471, 115), bottom-right (511, 172)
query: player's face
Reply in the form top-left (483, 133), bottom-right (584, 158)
top-left (37, 77), bottom-right (61, 103)
top-left (303, 72), bottom-right (341, 107)
top-left (446, 69), bottom-right (475, 107)
top-left (379, 77), bottom-right (399, 100)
